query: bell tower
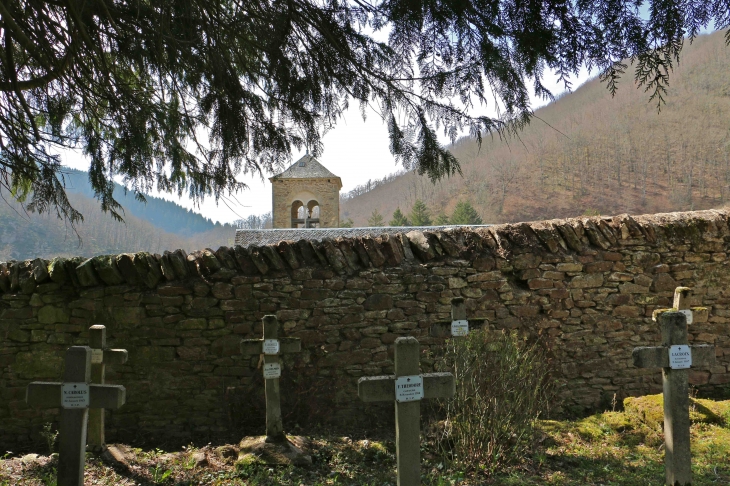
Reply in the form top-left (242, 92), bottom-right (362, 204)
top-left (270, 155), bottom-right (342, 228)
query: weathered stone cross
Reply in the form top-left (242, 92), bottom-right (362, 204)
top-left (240, 315), bottom-right (302, 442)
top-left (87, 324), bottom-right (128, 451)
top-left (358, 336), bottom-right (455, 486)
top-left (632, 311), bottom-right (715, 486)
top-left (26, 346), bottom-right (126, 486)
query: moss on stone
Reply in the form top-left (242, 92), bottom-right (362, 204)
top-left (623, 394), bottom-right (730, 428)
top-left (14, 349), bottom-right (63, 379)
top-left (652, 308), bottom-right (676, 321)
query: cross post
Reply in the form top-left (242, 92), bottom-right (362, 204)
top-left (240, 315), bottom-right (301, 442)
top-left (358, 337), bottom-right (455, 485)
top-left (87, 325), bottom-right (128, 451)
top-left (673, 286), bottom-right (691, 311)
top-left (632, 311), bottom-right (716, 486)
top-left (450, 297), bottom-right (468, 337)
top-left (26, 346), bottom-right (126, 486)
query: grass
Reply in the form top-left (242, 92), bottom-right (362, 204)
top-left (2, 398), bottom-right (729, 485)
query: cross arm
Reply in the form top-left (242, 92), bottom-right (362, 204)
top-left (358, 372), bottom-right (455, 402)
top-left (102, 349), bottom-right (128, 365)
top-left (632, 344), bottom-right (716, 369)
top-left (240, 337), bottom-right (301, 356)
top-left (26, 383), bottom-right (126, 409)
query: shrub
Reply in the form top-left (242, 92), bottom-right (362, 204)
top-left (436, 329), bottom-right (557, 475)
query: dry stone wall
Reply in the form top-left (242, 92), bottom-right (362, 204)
top-left (2, 210), bottom-right (730, 451)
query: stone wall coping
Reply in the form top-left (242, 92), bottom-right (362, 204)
top-left (1, 209), bottom-right (727, 293)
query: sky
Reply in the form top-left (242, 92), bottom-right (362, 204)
top-left (59, 68), bottom-right (594, 224)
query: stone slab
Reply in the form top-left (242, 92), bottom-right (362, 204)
top-left (238, 436), bottom-right (312, 467)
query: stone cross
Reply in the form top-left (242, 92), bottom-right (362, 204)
top-left (673, 286), bottom-right (691, 312)
top-left (651, 287), bottom-right (696, 325)
top-left (87, 324), bottom-right (128, 451)
top-left (240, 315), bottom-right (301, 442)
top-left (450, 297), bottom-right (468, 337)
top-left (632, 311), bottom-right (715, 486)
top-left (26, 346), bottom-right (126, 486)
top-left (358, 337), bottom-right (455, 486)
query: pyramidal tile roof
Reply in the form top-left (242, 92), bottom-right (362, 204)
top-left (270, 155), bottom-right (340, 181)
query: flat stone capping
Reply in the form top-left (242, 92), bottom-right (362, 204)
top-left (235, 225), bottom-right (492, 247)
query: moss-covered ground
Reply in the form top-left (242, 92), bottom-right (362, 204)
top-left (2, 396), bottom-right (729, 485)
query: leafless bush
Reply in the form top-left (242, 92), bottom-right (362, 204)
top-left (437, 329), bottom-right (557, 475)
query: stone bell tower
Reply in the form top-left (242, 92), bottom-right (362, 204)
top-left (270, 155), bottom-right (342, 228)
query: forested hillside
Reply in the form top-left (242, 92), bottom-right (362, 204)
top-left (0, 189), bottom-right (235, 261)
top-left (60, 169), bottom-right (232, 236)
top-left (341, 31), bottom-right (730, 226)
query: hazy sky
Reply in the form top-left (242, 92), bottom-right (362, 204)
top-left (60, 68), bottom-right (594, 224)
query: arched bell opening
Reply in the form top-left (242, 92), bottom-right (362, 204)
top-left (290, 199), bottom-right (321, 228)
top-left (290, 200), bottom-right (304, 228)
top-left (306, 200), bottom-right (321, 227)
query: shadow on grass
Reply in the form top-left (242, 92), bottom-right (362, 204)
top-left (95, 438), bottom-right (399, 486)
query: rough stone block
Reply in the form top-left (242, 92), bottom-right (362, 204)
top-left (91, 255), bottom-right (125, 285)
top-left (528, 278), bottom-right (553, 289)
top-left (248, 247), bottom-right (270, 274)
top-left (613, 306), bottom-right (641, 318)
top-left (569, 274), bottom-right (603, 288)
top-left (75, 259), bottom-right (100, 287)
top-left (651, 273), bottom-right (677, 292)
top-left (38, 305), bottom-right (70, 324)
top-left (557, 262), bottom-right (583, 272)
top-left (31, 259), bottom-right (49, 284)
top-left (585, 261), bottom-right (613, 273)
top-left (363, 294), bottom-right (393, 311)
top-left (14, 350), bottom-right (63, 379)
top-left (406, 231), bottom-right (436, 261)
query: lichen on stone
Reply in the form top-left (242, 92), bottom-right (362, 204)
top-left (651, 308), bottom-right (676, 321)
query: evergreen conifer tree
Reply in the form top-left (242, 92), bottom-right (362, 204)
top-left (368, 210), bottom-right (385, 227)
top-left (450, 201), bottom-right (483, 225)
top-left (409, 200), bottom-right (432, 226)
top-left (389, 208), bottom-right (410, 227)
top-left (434, 213), bottom-right (451, 225)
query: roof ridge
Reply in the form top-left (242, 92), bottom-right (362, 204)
top-left (271, 155), bottom-right (340, 180)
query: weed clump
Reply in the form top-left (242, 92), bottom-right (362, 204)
top-left (436, 329), bottom-right (557, 476)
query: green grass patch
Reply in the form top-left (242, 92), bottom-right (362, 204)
top-left (2, 398), bottom-right (729, 485)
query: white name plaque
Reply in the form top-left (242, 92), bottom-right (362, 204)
top-left (91, 349), bottom-right (104, 364)
top-left (62, 383), bottom-right (90, 409)
top-left (669, 345), bottom-right (692, 370)
top-left (451, 320), bottom-right (469, 337)
top-left (263, 362), bottom-right (281, 379)
top-left (679, 309), bottom-right (693, 325)
top-left (263, 339), bottom-right (280, 355)
top-left (395, 375), bottom-right (424, 403)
